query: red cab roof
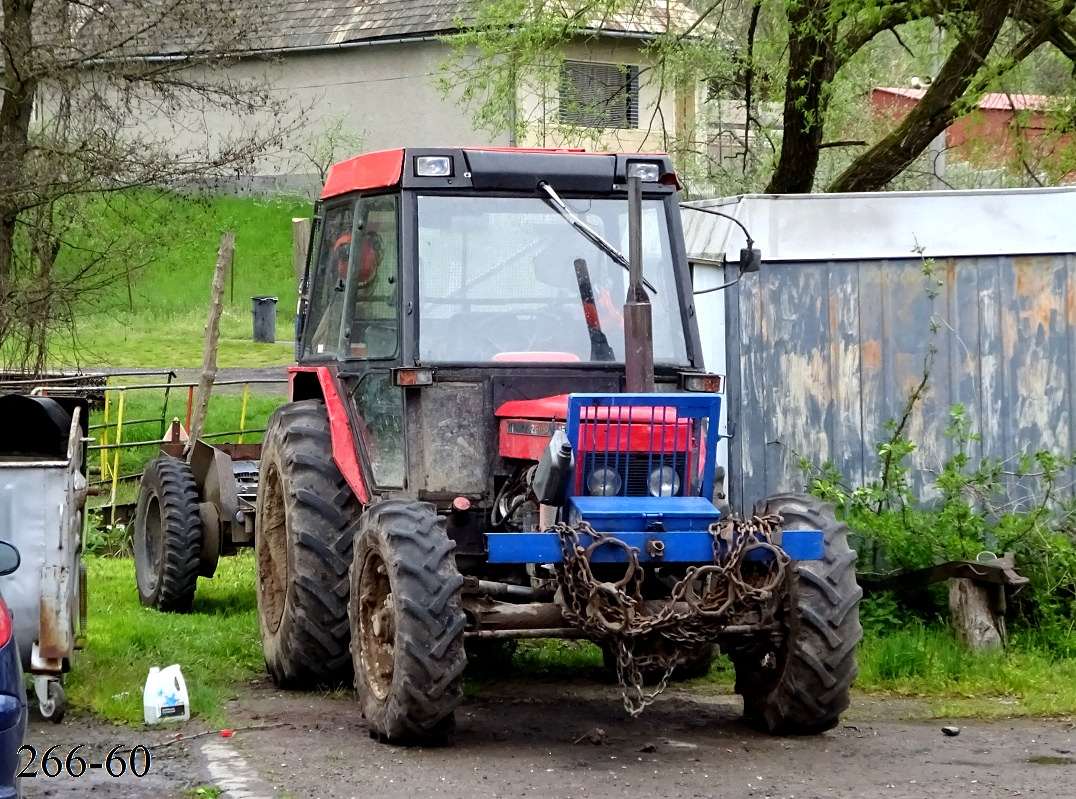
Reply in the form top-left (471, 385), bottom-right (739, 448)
top-left (320, 147), bottom-right (671, 199)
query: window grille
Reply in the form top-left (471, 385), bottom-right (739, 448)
top-left (558, 61), bottom-right (639, 129)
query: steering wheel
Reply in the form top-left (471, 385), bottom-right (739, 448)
top-left (472, 308), bottom-right (574, 357)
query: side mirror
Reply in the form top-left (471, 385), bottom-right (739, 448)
top-left (0, 541), bottom-right (20, 576)
top-left (739, 247), bottom-right (762, 273)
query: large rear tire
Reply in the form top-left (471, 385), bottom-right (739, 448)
top-left (133, 455), bottom-right (202, 612)
top-left (256, 400), bottom-right (359, 688)
top-left (350, 499), bottom-right (467, 745)
top-left (734, 493), bottom-right (862, 735)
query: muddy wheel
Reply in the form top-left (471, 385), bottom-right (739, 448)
top-left (133, 455), bottom-right (202, 612)
top-left (256, 400), bottom-right (359, 688)
top-left (602, 639), bottom-right (718, 684)
top-left (733, 493), bottom-right (862, 735)
top-left (350, 499), bottom-right (467, 746)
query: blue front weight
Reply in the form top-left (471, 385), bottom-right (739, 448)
top-left (485, 529), bottom-right (823, 564)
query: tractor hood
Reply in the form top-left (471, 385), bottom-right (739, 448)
top-left (494, 394), bottom-right (569, 422)
top-left (495, 394), bottom-right (569, 461)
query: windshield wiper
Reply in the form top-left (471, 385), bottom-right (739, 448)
top-left (538, 181), bottom-right (656, 294)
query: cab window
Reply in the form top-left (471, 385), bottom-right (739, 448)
top-left (304, 201), bottom-right (353, 358)
top-left (341, 195), bottom-right (399, 359)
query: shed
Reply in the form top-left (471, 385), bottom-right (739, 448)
top-left (682, 187), bottom-right (1076, 511)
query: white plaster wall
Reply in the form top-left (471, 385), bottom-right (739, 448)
top-left (135, 40), bottom-right (511, 179)
top-left (516, 37), bottom-right (681, 153)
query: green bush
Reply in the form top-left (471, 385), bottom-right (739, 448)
top-left (802, 403), bottom-right (1076, 647)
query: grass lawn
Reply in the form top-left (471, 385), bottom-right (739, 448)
top-left (70, 556), bottom-right (1076, 727)
top-left (48, 191), bottom-right (311, 370)
top-left (74, 309), bottom-right (296, 369)
top-left (71, 555), bottom-right (262, 728)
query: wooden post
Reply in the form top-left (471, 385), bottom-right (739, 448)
top-left (186, 232), bottom-right (235, 455)
top-left (948, 577), bottom-right (1005, 651)
top-left (293, 217), bottom-right (311, 288)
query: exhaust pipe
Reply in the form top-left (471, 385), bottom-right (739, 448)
top-left (624, 175), bottom-right (654, 393)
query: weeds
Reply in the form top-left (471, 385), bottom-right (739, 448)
top-left (83, 511), bottom-right (131, 557)
top-left (803, 402), bottom-right (1076, 641)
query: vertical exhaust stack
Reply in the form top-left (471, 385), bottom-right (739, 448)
top-left (624, 175), bottom-right (655, 393)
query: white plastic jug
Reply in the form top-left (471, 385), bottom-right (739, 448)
top-left (143, 664), bottom-right (190, 724)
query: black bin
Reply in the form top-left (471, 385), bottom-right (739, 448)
top-left (251, 296), bottom-right (279, 343)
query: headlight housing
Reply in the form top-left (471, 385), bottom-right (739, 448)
top-left (587, 466), bottom-right (623, 497)
top-left (415, 155), bottom-right (452, 177)
top-left (647, 465), bottom-right (681, 497)
top-left (627, 161), bottom-right (661, 182)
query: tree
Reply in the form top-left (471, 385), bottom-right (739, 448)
top-left (442, 0), bottom-right (1076, 195)
top-left (0, 1), bottom-right (289, 374)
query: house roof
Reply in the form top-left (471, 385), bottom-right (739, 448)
top-left (874, 87), bottom-right (1053, 112)
top-left (97, 1), bottom-right (699, 57)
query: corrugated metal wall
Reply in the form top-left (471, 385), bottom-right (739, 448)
top-left (723, 252), bottom-right (1076, 511)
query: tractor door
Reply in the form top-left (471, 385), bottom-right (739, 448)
top-left (301, 193), bottom-right (406, 492)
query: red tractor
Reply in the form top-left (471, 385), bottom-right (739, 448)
top-left (137, 147), bottom-right (861, 745)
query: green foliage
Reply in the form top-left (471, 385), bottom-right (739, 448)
top-left (83, 511), bottom-right (132, 557)
top-left (802, 400), bottom-right (1076, 641)
top-left (185, 788), bottom-right (223, 798)
top-left (858, 591), bottom-right (906, 635)
top-left (445, 1), bottom-right (1076, 194)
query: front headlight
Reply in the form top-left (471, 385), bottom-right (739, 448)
top-left (647, 465), bottom-right (681, 497)
top-left (587, 466), bottom-right (623, 497)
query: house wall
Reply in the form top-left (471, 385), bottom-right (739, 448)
top-left (133, 40), bottom-right (511, 189)
top-left (516, 37), bottom-right (688, 154)
top-left (129, 36), bottom-right (689, 192)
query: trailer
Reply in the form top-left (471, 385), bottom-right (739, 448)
top-left (0, 395), bottom-right (89, 722)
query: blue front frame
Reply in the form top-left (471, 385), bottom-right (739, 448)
top-left (486, 529), bottom-right (824, 563)
top-left (485, 392), bottom-right (824, 565)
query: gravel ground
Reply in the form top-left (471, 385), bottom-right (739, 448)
top-left (21, 679), bottom-right (1071, 799)
top-left (20, 710), bottom-right (204, 798)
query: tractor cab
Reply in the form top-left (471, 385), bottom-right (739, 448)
top-left (291, 147), bottom-right (712, 509)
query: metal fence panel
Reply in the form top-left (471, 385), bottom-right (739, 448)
top-left (723, 253), bottom-right (1076, 511)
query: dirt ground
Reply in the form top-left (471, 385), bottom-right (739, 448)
top-left (19, 678), bottom-right (1076, 799)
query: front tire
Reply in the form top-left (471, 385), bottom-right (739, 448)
top-left (133, 455), bottom-right (202, 612)
top-left (255, 400), bottom-right (359, 688)
top-left (350, 499), bottom-right (467, 745)
top-left (734, 493), bottom-right (862, 735)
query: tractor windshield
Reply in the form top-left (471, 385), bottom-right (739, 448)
top-left (417, 196), bottom-right (689, 364)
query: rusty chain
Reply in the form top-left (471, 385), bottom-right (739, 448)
top-left (553, 514), bottom-right (789, 717)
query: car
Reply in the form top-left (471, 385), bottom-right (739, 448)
top-left (0, 541), bottom-right (26, 798)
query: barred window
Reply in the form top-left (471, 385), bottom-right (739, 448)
top-left (558, 61), bottom-right (639, 129)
